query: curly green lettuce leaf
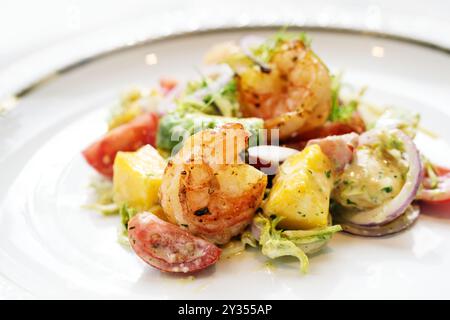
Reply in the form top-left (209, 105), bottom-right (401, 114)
top-left (241, 230), bottom-right (257, 248)
top-left (176, 76), bottom-right (240, 118)
top-left (176, 78), bottom-right (219, 115)
top-left (212, 78), bottom-right (240, 117)
top-left (119, 204), bottom-right (137, 238)
top-left (283, 225), bottom-right (342, 255)
top-left (176, 98), bottom-right (219, 115)
top-left (254, 214), bottom-right (342, 273)
top-left (262, 238), bottom-right (309, 274)
top-left (283, 225), bottom-right (343, 240)
top-left (83, 176), bottom-right (119, 216)
top-left (423, 156), bottom-right (439, 189)
top-left (254, 215), bottom-right (309, 273)
top-left (108, 87), bottom-right (162, 130)
top-left (329, 74), bottom-right (365, 123)
top-left (252, 30), bottom-right (311, 64)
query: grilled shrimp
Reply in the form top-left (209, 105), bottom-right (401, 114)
top-left (159, 123), bottom-right (267, 244)
top-left (235, 37), bottom-right (332, 140)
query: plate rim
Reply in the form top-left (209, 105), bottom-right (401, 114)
top-left (1, 23), bottom-right (450, 116)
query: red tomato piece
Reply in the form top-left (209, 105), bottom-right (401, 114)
top-left (283, 113), bottom-right (366, 151)
top-left (434, 166), bottom-right (450, 176)
top-left (128, 212), bottom-right (221, 273)
top-left (420, 201), bottom-right (450, 218)
top-left (82, 112), bottom-right (158, 178)
top-left (159, 77), bottom-right (178, 95)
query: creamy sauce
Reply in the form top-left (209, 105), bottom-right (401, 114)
top-left (333, 146), bottom-right (405, 210)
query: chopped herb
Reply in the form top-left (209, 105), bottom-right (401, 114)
top-left (325, 170), bottom-right (332, 178)
top-left (346, 199), bottom-right (357, 206)
top-left (386, 137), bottom-right (404, 150)
top-left (382, 186), bottom-right (393, 193)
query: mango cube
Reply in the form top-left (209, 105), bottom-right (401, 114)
top-left (263, 144), bottom-right (333, 230)
top-left (113, 145), bottom-right (166, 211)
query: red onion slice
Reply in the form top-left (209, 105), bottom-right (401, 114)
top-left (156, 83), bottom-right (184, 116)
top-left (338, 129), bottom-right (423, 227)
top-left (251, 218), bottom-right (262, 242)
top-left (247, 145), bottom-right (299, 175)
top-left (239, 35), bottom-right (272, 73)
top-left (339, 205), bottom-right (420, 237)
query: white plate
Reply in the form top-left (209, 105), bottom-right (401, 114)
top-left (1, 27), bottom-right (450, 299)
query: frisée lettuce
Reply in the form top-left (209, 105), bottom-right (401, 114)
top-left (253, 214), bottom-right (342, 273)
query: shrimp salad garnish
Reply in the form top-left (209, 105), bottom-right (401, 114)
top-left (82, 30), bottom-right (449, 274)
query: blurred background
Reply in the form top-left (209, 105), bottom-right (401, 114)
top-left (1, 0), bottom-right (449, 71)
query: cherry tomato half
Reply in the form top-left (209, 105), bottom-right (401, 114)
top-left (82, 112), bottom-right (158, 178)
top-left (128, 212), bottom-right (221, 273)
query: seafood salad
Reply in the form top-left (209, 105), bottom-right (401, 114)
top-left (82, 31), bottom-right (450, 274)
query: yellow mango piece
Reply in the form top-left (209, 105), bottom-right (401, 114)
top-left (113, 145), bottom-right (166, 211)
top-left (263, 144), bottom-right (333, 230)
